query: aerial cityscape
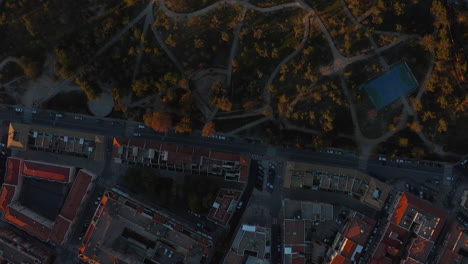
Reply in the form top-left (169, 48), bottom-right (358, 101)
top-left (0, 0), bottom-right (467, 263)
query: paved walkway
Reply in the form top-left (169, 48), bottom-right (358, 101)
top-left (228, 7), bottom-right (247, 98)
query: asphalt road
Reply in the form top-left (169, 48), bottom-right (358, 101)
top-left (0, 105), bottom-right (446, 184)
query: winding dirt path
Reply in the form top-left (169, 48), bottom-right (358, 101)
top-left (264, 11), bottom-right (312, 108)
top-left (228, 7), bottom-right (247, 98)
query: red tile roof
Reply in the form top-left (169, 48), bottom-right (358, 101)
top-left (208, 189), bottom-right (241, 226)
top-left (5, 158), bottom-right (21, 185)
top-left (292, 245), bottom-right (305, 253)
top-left (437, 221), bottom-right (466, 264)
top-left (291, 255), bottom-right (306, 264)
top-left (340, 239), bottom-right (357, 259)
top-left (344, 215), bottom-right (375, 245)
top-left (210, 151), bottom-right (239, 161)
top-left (408, 236), bottom-right (433, 263)
top-left (161, 144), bottom-right (177, 152)
top-left (4, 207), bottom-right (51, 241)
top-left (59, 170), bottom-right (92, 221)
top-left (0, 185), bottom-right (16, 212)
top-left (49, 215), bottom-right (71, 245)
top-left (391, 193), bottom-right (447, 240)
top-left (22, 161), bottom-right (71, 182)
top-left (284, 220), bottom-right (305, 245)
top-left (330, 254), bottom-right (352, 264)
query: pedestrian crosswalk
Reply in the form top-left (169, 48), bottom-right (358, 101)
top-left (23, 109), bottom-right (32, 124)
top-left (266, 147), bottom-right (277, 157)
top-left (124, 125), bottom-right (134, 137)
top-left (443, 165), bottom-right (453, 184)
top-left (358, 156), bottom-right (369, 172)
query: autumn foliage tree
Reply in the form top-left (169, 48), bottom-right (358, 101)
top-left (202, 122), bottom-right (216, 137)
top-left (144, 112), bottom-right (172, 132)
top-left (175, 117), bottom-right (192, 134)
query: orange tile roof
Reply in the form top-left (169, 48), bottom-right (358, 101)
top-left (59, 170), bottom-right (92, 221)
top-left (5, 158), bottom-right (21, 185)
top-left (4, 207), bottom-right (51, 241)
top-left (49, 215), bottom-right (71, 245)
top-left (330, 254), bottom-right (352, 264)
top-left (344, 215), bottom-right (375, 245)
top-left (391, 192), bottom-right (447, 240)
top-left (22, 161), bottom-right (70, 182)
top-left (0, 185), bottom-right (16, 212)
top-left (341, 239), bottom-right (357, 259)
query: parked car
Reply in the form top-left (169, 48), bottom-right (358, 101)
top-left (433, 180), bottom-right (441, 184)
top-left (74, 116), bottom-right (82, 120)
top-left (237, 201), bottom-right (243, 209)
top-left (55, 113), bottom-right (63, 118)
top-left (132, 133), bottom-right (141, 137)
top-left (138, 124), bottom-right (146, 129)
top-left (461, 159), bottom-right (468, 167)
top-left (378, 157), bottom-right (387, 161)
top-left (14, 108), bottom-right (23, 112)
top-left (446, 176), bottom-right (453, 181)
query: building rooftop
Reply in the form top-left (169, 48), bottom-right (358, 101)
top-left (284, 220), bottom-right (305, 245)
top-left (79, 190), bottom-right (212, 264)
top-left (208, 189), bottom-right (242, 226)
top-left (329, 212), bottom-right (375, 264)
top-left (59, 170), bottom-right (93, 221)
top-left (113, 137), bottom-right (250, 183)
top-left (7, 122), bottom-right (105, 161)
top-left (436, 220), bottom-right (468, 264)
top-left (0, 228), bottom-right (52, 264)
top-left (0, 158), bottom-right (95, 245)
top-left (284, 162), bottom-right (390, 210)
top-left (0, 185), bottom-right (15, 213)
top-left (370, 192), bottom-right (447, 264)
top-left (391, 192), bottom-right (447, 241)
top-left (4, 206), bottom-right (52, 241)
top-left (22, 160), bottom-right (73, 183)
top-left (4, 157), bottom-right (21, 185)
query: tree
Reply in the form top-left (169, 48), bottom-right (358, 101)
top-left (20, 56), bottom-right (41, 80)
top-left (438, 119), bottom-right (448, 133)
top-left (75, 75), bottom-right (101, 100)
top-left (399, 137), bottom-right (409, 147)
top-left (147, 112), bottom-right (172, 132)
top-left (394, 2), bottom-right (406, 16)
top-left (211, 97), bottom-right (232, 111)
top-left (175, 117), bottom-right (192, 134)
top-left (344, 34), bottom-right (352, 54)
top-left (132, 80), bottom-right (150, 97)
top-left (409, 121), bottom-right (422, 132)
top-left (194, 38), bottom-right (205, 48)
top-left (165, 34), bottom-right (177, 47)
top-left (202, 122), bottom-right (216, 137)
top-left (179, 92), bottom-right (196, 116)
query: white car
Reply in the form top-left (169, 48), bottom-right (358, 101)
top-left (446, 176), bottom-right (453, 181)
top-left (396, 159), bottom-right (404, 163)
top-left (55, 113), bottom-right (63, 118)
top-left (74, 116), bottom-right (82, 120)
top-left (138, 124), bottom-right (146, 129)
top-left (461, 159), bottom-right (468, 167)
top-left (15, 108), bottom-right (23, 112)
top-left (378, 157), bottom-right (387, 161)
top-left (132, 133), bottom-right (141, 137)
